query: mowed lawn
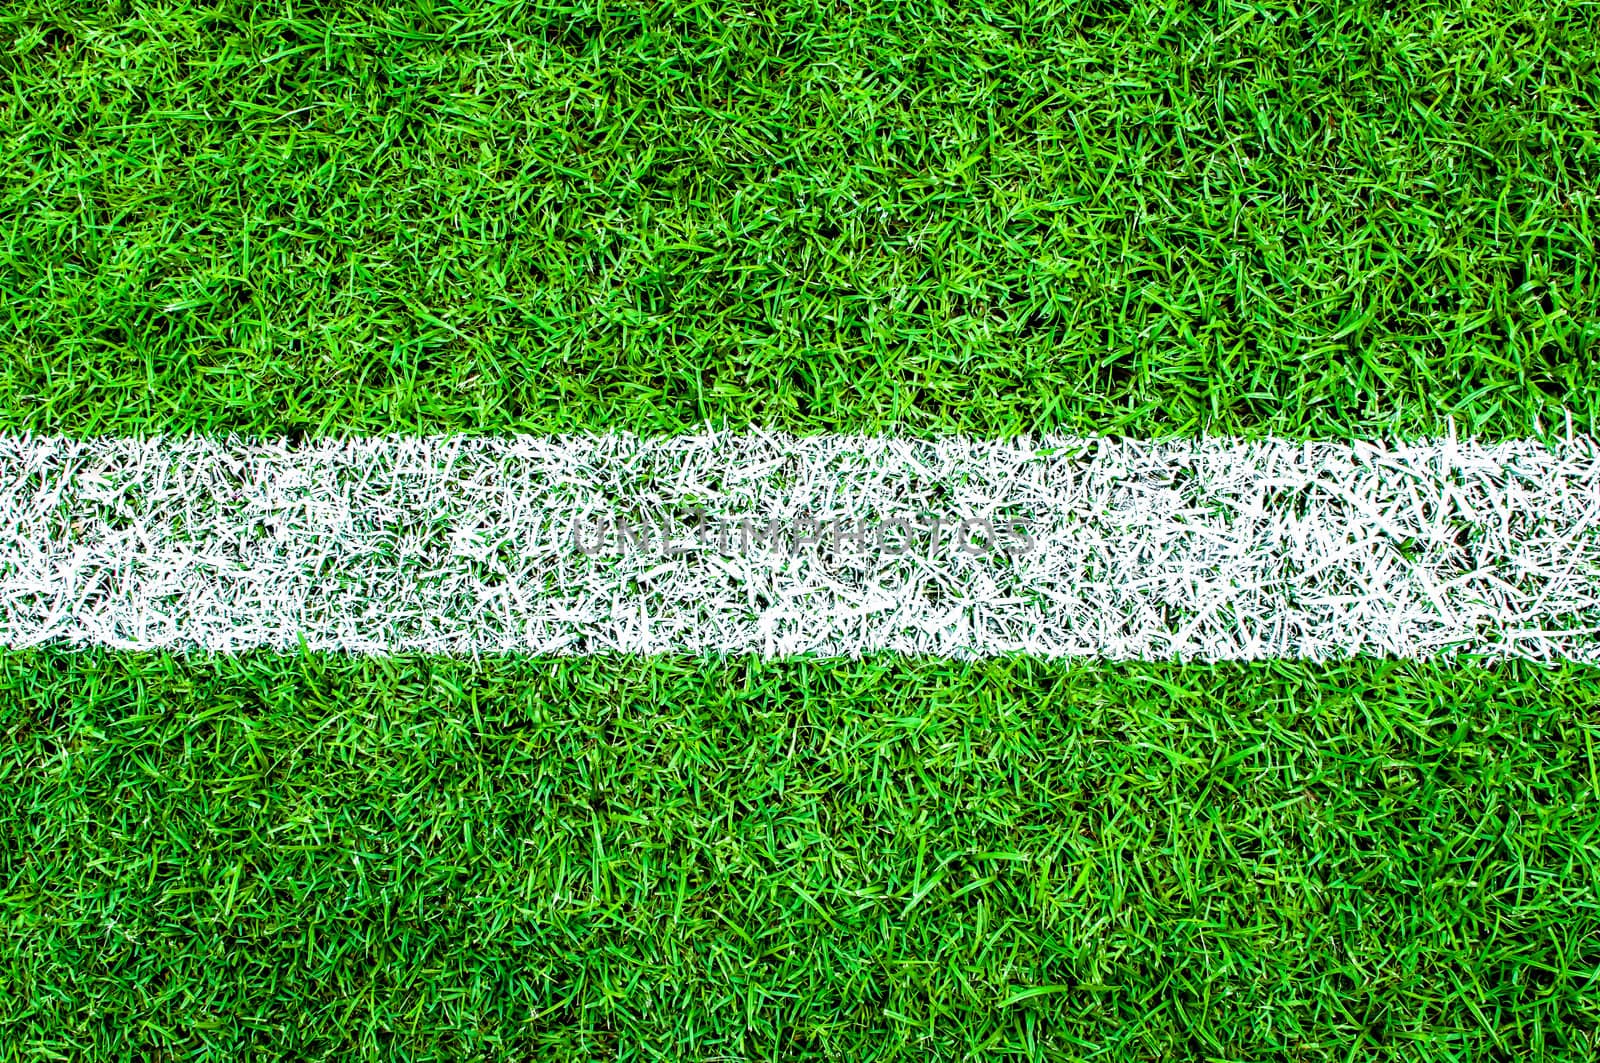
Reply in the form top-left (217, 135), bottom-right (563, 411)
top-left (2, 0), bottom-right (1600, 1059)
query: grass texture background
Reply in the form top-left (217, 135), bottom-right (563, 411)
top-left (2, 0), bottom-right (1597, 440)
top-left (4, 653), bottom-right (1600, 1059)
top-left (3, 1), bottom-right (1600, 1059)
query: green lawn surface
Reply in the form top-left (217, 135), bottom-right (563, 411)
top-left (3, 651), bottom-right (1598, 1060)
top-left (2, 0), bottom-right (1597, 440)
top-left (4, 3), bottom-right (1600, 1059)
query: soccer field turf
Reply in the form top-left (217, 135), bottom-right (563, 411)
top-left (3, 1), bottom-right (1600, 1058)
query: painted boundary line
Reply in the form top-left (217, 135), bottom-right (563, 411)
top-left (1, 432), bottom-right (1598, 661)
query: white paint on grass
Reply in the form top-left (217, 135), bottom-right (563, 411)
top-left (1, 431), bottom-right (1598, 661)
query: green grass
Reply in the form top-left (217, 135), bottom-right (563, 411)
top-left (2, 0), bottom-right (1598, 439)
top-left (5, 2), bottom-right (1600, 1059)
top-left (2, 651), bottom-right (1599, 1060)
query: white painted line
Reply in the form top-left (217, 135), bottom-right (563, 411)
top-left (2, 432), bottom-right (1597, 660)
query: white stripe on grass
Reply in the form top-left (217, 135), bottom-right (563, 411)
top-left (2, 432), bottom-right (1598, 661)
